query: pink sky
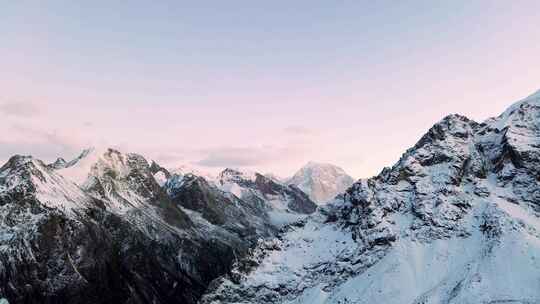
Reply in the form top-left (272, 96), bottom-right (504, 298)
top-left (1, 2), bottom-right (540, 178)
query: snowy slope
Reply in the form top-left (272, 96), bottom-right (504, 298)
top-left (170, 164), bottom-right (217, 183)
top-left (217, 168), bottom-right (317, 215)
top-left (1, 155), bottom-right (94, 212)
top-left (55, 147), bottom-right (101, 185)
top-left (0, 148), bottom-right (263, 304)
top-left (201, 89), bottom-right (540, 304)
top-left (288, 162), bottom-right (355, 204)
top-left (55, 148), bottom-right (168, 214)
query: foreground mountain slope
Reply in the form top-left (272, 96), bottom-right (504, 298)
top-left (201, 90), bottom-right (540, 304)
top-left (288, 162), bottom-right (355, 204)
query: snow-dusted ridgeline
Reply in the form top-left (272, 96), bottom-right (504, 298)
top-left (201, 90), bottom-right (540, 304)
top-left (0, 145), bottom-right (318, 304)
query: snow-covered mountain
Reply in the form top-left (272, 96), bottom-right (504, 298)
top-left (169, 164), bottom-right (218, 183)
top-left (215, 168), bottom-right (317, 225)
top-left (288, 162), bottom-right (355, 204)
top-left (201, 89), bottom-right (540, 304)
top-left (0, 147), bottom-right (317, 303)
top-left (3, 88), bottom-right (540, 304)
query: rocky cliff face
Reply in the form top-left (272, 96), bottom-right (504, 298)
top-left (217, 168), bottom-right (317, 215)
top-left (201, 90), bottom-right (540, 304)
top-left (0, 148), bottom-right (317, 303)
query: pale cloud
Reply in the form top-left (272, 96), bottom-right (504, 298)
top-left (0, 140), bottom-right (77, 163)
top-left (0, 124), bottom-right (86, 164)
top-left (153, 152), bottom-right (185, 164)
top-left (283, 125), bottom-right (315, 135)
top-left (196, 147), bottom-right (274, 167)
top-left (9, 124), bottom-right (76, 148)
top-left (195, 144), bottom-right (308, 168)
top-left (0, 101), bottom-right (40, 118)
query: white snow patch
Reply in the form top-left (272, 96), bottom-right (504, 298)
top-left (153, 171), bottom-right (167, 187)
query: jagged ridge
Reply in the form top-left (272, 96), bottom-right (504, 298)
top-left (0, 147), bottom-right (317, 303)
top-left (201, 90), bottom-right (540, 304)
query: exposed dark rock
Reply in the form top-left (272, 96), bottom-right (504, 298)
top-left (0, 146), bottom-right (319, 304)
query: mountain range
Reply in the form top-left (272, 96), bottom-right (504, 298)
top-left (0, 145), bottom-right (328, 303)
top-left (201, 89), bottom-right (540, 304)
top-left (1, 89), bottom-right (540, 303)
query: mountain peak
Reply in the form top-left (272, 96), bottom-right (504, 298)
top-left (498, 88), bottom-right (540, 118)
top-left (49, 157), bottom-right (67, 169)
top-left (0, 153), bottom-right (93, 212)
top-left (219, 168), bottom-right (258, 183)
top-left (486, 88), bottom-right (540, 131)
top-left (54, 147), bottom-right (133, 185)
top-left (2, 154), bottom-right (35, 168)
top-left (525, 88), bottom-right (540, 100)
top-left (303, 160), bottom-right (339, 168)
top-left (288, 162), bottom-right (354, 204)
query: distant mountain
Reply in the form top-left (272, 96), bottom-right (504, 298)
top-left (201, 89), bottom-right (540, 304)
top-left (217, 168), bottom-right (317, 219)
top-left (288, 162), bottom-right (355, 204)
top-left (169, 164), bottom-right (217, 182)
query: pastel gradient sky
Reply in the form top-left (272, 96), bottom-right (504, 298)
top-left (1, 1), bottom-right (540, 178)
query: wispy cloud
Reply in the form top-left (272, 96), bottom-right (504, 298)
top-left (9, 124), bottom-right (75, 148)
top-left (0, 101), bottom-right (40, 118)
top-left (196, 147), bottom-right (273, 167)
top-left (194, 144), bottom-right (310, 168)
top-left (153, 152), bottom-right (184, 164)
top-left (0, 124), bottom-right (84, 164)
top-left (283, 125), bottom-right (315, 135)
top-left (0, 141), bottom-right (72, 162)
